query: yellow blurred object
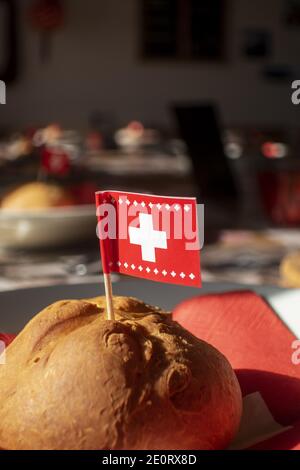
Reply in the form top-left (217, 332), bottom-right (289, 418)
top-left (1, 182), bottom-right (74, 211)
top-left (280, 252), bottom-right (300, 288)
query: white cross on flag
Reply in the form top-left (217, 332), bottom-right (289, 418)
top-left (95, 191), bottom-right (201, 287)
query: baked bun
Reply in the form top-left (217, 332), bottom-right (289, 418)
top-left (0, 297), bottom-right (242, 450)
top-left (280, 252), bottom-right (300, 288)
top-left (1, 182), bottom-right (74, 211)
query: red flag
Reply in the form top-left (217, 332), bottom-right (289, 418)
top-left (95, 191), bottom-right (201, 287)
top-left (41, 146), bottom-right (71, 176)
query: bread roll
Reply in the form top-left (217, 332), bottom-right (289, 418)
top-left (0, 297), bottom-right (242, 450)
top-left (1, 182), bottom-right (74, 211)
top-left (280, 252), bottom-right (300, 288)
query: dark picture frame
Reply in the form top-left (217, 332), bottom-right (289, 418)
top-left (141, 0), bottom-right (226, 61)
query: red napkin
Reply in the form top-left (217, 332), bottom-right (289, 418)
top-left (173, 291), bottom-right (300, 450)
top-left (249, 420), bottom-right (300, 450)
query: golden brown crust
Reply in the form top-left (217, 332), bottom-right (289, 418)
top-left (280, 252), bottom-right (300, 288)
top-left (0, 297), bottom-right (242, 450)
top-left (1, 183), bottom-right (74, 211)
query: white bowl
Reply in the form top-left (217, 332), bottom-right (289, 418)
top-left (0, 205), bottom-right (96, 250)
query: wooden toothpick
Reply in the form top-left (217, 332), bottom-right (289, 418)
top-left (103, 273), bottom-right (115, 321)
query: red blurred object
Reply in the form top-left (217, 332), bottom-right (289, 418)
top-left (29, 0), bottom-right (64, 32)
top-left (86, 131), bottom-right (103, 152)
top-left (262, 142), bottom-right (276, 159)
top-left (41, 146), bottom-right (71, 176)
top-left (261, 142), bottom-right (287, 160)
top-left (71, 182), bottom-right (98, 205)
top-left (258, 171), bottom-right (300, 225)
top-left (127, 121), bottom-right (144, 132)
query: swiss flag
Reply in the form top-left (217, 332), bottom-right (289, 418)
top-left (41, 146), bottom-right (71, 176)
top-left (95, 191), bottom-right (201, 287)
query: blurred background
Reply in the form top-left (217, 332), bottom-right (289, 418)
top-left (0, 0), bottom-right (300, 290)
